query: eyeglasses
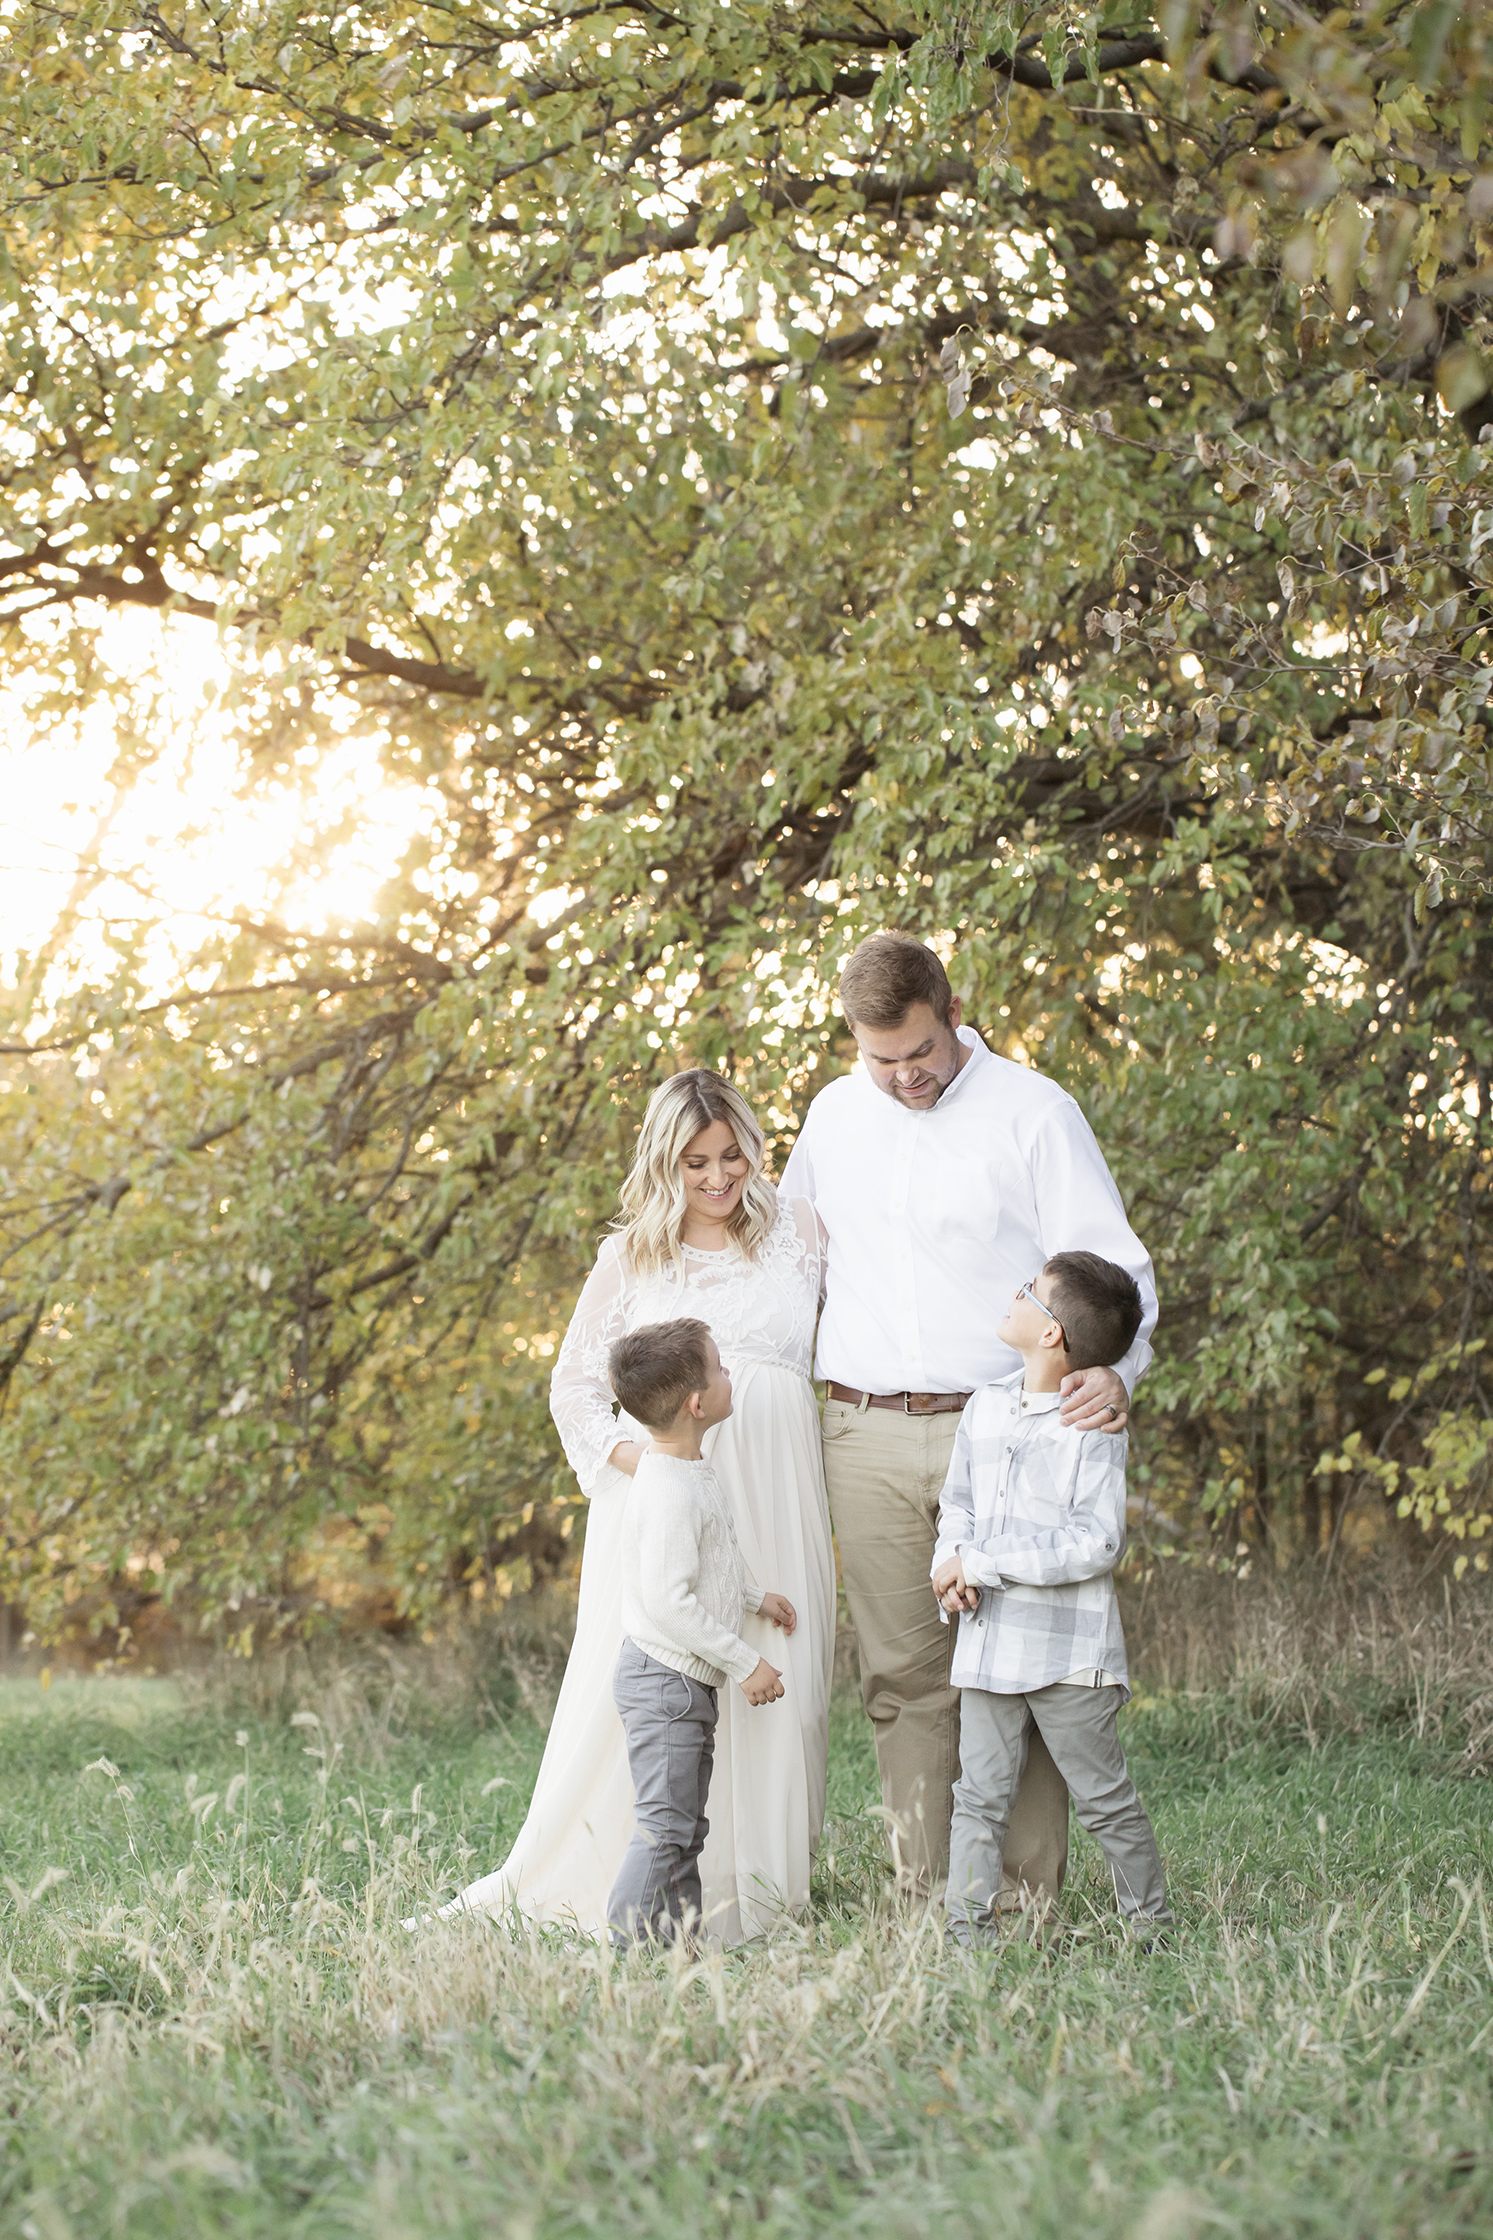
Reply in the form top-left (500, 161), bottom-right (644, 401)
top-left (1017, 1277), bottom-right (1067, 1349)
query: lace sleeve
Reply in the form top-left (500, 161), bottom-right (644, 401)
top-left (549, 1234), bottom-right (636, 1494)
top-left (786, 1194), bottom-right (828, 1309)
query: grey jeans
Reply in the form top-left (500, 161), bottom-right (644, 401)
top-left (607, 1639), bottom-right (719, 1949)
top-left (948, 1683), bottom-right (1170, 1941)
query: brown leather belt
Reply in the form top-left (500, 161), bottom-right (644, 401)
top-left (827, 1381), bottom-right (973, 1416)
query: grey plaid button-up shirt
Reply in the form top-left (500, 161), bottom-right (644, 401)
top-left (931, 1374), bottom-right (1131, 1696)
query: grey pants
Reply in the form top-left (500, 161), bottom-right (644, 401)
top-left (607, 1639), bottom-right (719, 1950)
top-left (948, 1683), bottom-right (1170, 1942)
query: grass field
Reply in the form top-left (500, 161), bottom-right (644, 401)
top-left (1, 1622), bottom-right (1491, 2240)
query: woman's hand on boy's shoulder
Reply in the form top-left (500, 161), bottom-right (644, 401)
top-left (1058, 1366), bottom-right (1128, 1434)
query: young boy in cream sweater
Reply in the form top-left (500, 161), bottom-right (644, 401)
top-left (607, 1316), bottom-right (796, 1950)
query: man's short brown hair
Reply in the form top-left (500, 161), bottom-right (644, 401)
top-left (839, 932), bottom-right (954, 1029)
top-left (1043, 1252), bottom-right (1144, 1373)
top-left (608, 1316), bottom-right (713, 1431)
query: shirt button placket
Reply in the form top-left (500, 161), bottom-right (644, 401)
top-left (892, 1122), bottom-right (922, 1389)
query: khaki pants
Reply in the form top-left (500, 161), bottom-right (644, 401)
top-left (821, 1397), bottom-right (1070, 1899)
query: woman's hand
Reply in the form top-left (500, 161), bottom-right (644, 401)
top-left (609, 1439), bottom-right (644, 1477)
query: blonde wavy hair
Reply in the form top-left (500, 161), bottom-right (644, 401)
top-left (615, 1071), bottom-right (779, 1276)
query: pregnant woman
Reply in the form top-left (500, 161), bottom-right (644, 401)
top-left (443, 1070), bottom-right (836, 1945)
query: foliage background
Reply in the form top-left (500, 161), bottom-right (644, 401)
top-left (0, 0), bottom-right (1490, 1646)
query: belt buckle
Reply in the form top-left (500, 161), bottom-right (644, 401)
top-left (902, 1391), bottom-right (914, 1415)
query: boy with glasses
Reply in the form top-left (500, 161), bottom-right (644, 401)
top-left (931, 1253), bottom-right (1171, 1944)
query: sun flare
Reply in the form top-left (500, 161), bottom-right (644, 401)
top-left (0, 612), bottom-right (430, 993)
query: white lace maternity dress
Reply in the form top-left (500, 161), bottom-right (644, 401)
top-left (443, 1195), bottom-right (836, 1945)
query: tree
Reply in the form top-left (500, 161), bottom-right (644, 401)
top-left (1, 2), bottom-right (1489, 1642)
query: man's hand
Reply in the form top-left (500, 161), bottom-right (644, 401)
top-left (931, 1552), bottom-right (980, 1615)
top-left (608, 1439), bottom-right (645, 1477)
top-left (759, 1592), bottom-right (797, 1635)
top-left (1059, 1365), bottom-right (1128, 1433)
top-left (740, 1657), bottom-right (785, 1705)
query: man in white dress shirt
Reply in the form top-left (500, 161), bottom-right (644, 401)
top-left (780, 933), bottom-right (1157, 1898)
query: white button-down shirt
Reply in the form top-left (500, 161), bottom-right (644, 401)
top-left (780, 1027), bottom-right (1156, 1396)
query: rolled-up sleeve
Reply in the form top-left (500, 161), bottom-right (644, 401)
top-left (932, 1415), bottom-right (978, 1576)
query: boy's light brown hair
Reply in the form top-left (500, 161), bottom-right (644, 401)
top-left (608, 1316), bottom-right (713, 1431)
top-left (1043, 1252), bottom-right (1143, 1373)
top-left (839, 932), bottom-right (954, 1028)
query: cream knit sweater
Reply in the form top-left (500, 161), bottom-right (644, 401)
top-left (620, 1452), bottom-right (764, 1687)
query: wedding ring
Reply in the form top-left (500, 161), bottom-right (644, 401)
top-left (1105, 1404), bottom-right (1117, 1420)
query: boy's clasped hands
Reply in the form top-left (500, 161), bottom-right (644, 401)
top-left (931, 1552), bottom-right (979, 1616)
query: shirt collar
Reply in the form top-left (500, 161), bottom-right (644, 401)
top-left (935, 1026), bottom-right (988, 1111)
top-left (1018, 1385), bottom-right (1064, 1414)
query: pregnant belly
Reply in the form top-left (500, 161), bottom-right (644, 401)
top-left (714, 1356), bottom-right (815, 1426)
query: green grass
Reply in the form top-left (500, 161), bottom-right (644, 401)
top-left (1, 1656), bottom-right (1491, 2240)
